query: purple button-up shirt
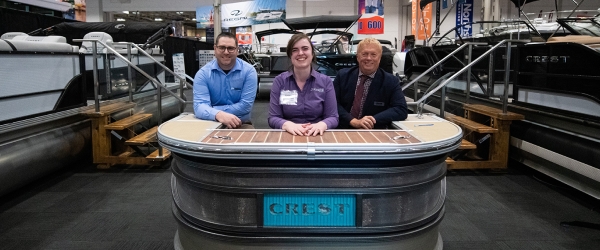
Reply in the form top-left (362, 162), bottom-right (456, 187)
top-left (268, 70), bottom-right (339, 129)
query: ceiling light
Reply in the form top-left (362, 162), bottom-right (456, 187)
top-left (117, 18), bottom-right (126, 21)
top-left (176, 12), bottom-right (183, 15)
top-left (122, 11), bottom-right (129, 14)
top-left (192, 18), bottom-right (196, 21)
top-left (155, 18), bottom-right (163, 21)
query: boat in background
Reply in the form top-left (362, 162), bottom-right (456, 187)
top-left (0, 22), bottom-right (184, 197)
top-left (400, 10), bottom-right (600, 199)
top-left (240, 15), bottom-right (396, 99)
top-left (255, 9), bottom-right (284, 21)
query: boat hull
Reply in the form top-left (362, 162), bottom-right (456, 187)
top-left (0, 94), bottom-right (182, 197)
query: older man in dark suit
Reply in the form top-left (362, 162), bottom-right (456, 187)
top-left (333, 38), bottom-right (408, 129)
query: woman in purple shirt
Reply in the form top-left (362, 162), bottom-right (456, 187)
top-left (268, 33), bottom-right (339, 136)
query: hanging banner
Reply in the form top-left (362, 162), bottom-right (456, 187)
top-left (236, 26), bottom-right (253, 45)
top-left (436, 0), bottom-right (440, 35)
top-left (442, 0), bottom-right (448, 9)
top-left (456, 0), bottom-right (473, 39)
top-left (197, 0), bottom-right (286, 29)
top-left (411, 0), bottom-right (432, 40)
top-left (357, 0), bottom-right (384, 34)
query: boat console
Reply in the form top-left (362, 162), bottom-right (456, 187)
top-left (159, 113), bottom-right (461, 249)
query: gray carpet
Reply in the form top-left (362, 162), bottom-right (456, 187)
top-left (0, 99), bottom-right (599, 250)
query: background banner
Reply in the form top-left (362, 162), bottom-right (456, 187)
top-left (411, 0), bottom-right (432, 40)
top-left (357, 0), bottom-right (384, 34)
top-left (456, 0), bottom-right (473, 38)
top-left (197, 0), bottom-right (286, 29)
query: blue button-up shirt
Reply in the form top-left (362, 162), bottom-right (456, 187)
top-left (268, 70), bottom-right (339, 129)
top-left (193, 58), bottom-right (258, 123)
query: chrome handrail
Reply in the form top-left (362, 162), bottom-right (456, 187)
top-left (74, 38), bottom-right (193, 158)
top-left (406, 39), bottom-right (527, 116)
top-left (74, 39), bottom-right (191, 109)
top-left (402, 42), bottom-right (487, 92)
top-left (125, 42), bottom-right (195, 88)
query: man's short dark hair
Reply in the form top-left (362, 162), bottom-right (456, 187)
top-left (215, 32), bottom-right (238, 47)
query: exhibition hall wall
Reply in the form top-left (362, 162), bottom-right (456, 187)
top-left (87, 0), bottom-right (599, 47)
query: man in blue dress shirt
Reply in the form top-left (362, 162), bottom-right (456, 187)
top-left (193, 32), bottom-right (258, 128)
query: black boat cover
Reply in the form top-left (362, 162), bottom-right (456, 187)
top-left (510, 0), bottom-right (542, 8)
top-left (255, 29), bottom-right (301, 41)
top-left (282, 15), bottom-right (361, 31)
top-left (307, 30), bottom-right (354, 40)
top-left (419, 0), bottom-right (437, 9)
top-left (50, 22), bottom-right (171, 44)
top-left (350, 39), bottom-right (393, 45)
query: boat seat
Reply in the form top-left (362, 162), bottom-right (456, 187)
top-left (78, 32), bottom-right (114, 54)
top-left (1, 35), bottom-right (74, 53)
top-left (0, 32), bottom-right (27, 40)
top-left (113, 43), bottom-right (139, 54)
top-left (0, 40), bottom-right (12, 51)
top-left (12, 35), bottom-right (67, 43)
top-left (144, 47), bottom-right (162, 55)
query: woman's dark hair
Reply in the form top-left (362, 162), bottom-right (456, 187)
top-left (285, 33), bottom-right (316, 64)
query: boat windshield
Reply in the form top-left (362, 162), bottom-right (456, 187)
top-left (558, 17), bottom-right (600, 37)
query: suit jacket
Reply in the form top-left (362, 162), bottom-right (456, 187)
top-left (333, 66), bottom-right (408, 129)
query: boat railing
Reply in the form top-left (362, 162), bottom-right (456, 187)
top-left (402, 42), bottom-right (487, 93)
top-left (432, 20), bottom-right (542, 47)
top-left (127, 42), bottom-right (195, 87)
top-left (405, 39), bottom-right (527, 117)
top-left (74, 38), bottom-right (193, 158)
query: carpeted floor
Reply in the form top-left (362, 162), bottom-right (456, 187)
top-left (1, 99), bottom-right (599, 250)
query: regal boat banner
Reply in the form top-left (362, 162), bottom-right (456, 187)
top-left (196, 0), bottom-right (286, 29)
top-left (358, 0), bottom-right (384, 34)
top-left (456, 0), bottom-right (473, 38)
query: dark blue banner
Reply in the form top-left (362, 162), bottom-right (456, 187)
top-left (456, 0), bottom-right (473, 38)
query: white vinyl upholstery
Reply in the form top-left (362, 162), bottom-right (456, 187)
top-left (0, 40), bottom-right (12, 51)
top-left (1, 35), bottom-right (73, 52)
top-left (0, 32), bottom-right (27, 40)
top-left (79, 32), bottom-right (114, 54)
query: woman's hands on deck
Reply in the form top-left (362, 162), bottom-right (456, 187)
top-left (282, 121), bottom-right (328, 136)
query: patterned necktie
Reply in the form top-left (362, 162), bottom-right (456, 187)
top-left (350, 75), bottom-right (369, 118)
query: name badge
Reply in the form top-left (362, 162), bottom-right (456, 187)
top-left (374, 101), bottom-right (385, 106)
top-left (280, 90), bottom-right (298, 105)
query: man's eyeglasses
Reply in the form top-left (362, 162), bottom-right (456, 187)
top-left (215, 46), bottom-right (237, 53)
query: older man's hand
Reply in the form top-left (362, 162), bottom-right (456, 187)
top-left (350, 116), bottom-right (376, 129)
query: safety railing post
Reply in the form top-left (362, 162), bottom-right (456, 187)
top-left (92, 41), bottom-right (100, 112)
top-left (104, 52), bottom-right (111, 95)
top-left (487, 50), bottom-right (495, 96)
top-left (127, 43), bottom-right (134, 102)
top-left (413, 79), bottom-right (419, 111)
top-left (157, 75), bottom-right (163, 157)
top-left (502, 42), bottom-right (512, 114)
top-left (440, 85), bottom-right (446, 118)
top-left (178, 70), bottom-right (185, 113)
top-left (465, 43), bottom-right (473, 104)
